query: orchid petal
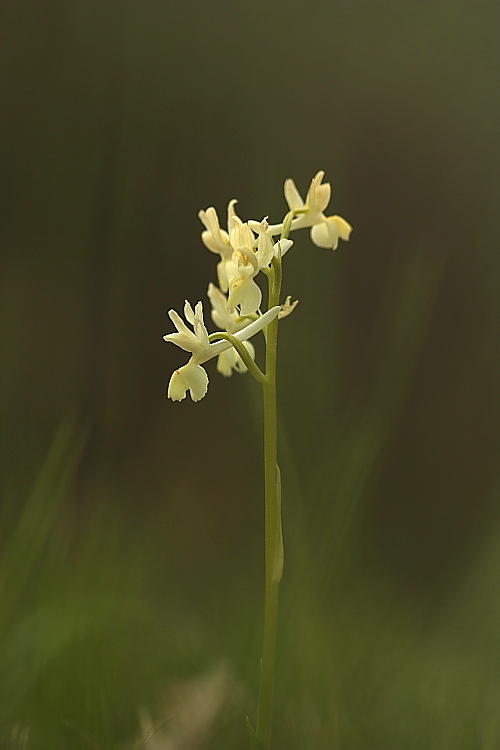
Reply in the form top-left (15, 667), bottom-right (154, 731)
top-left (163, 302), bottom-right (210, 357)
top-left (284, 178), bottom-right (304, 211)
top-left (199, 207), bottom-right (232, 259)
top-left (255, 226), bottom-right (275, 267)
top-left (228, 276), bottom-right (262, 316)
top-left (168, 362), bottom-right (209, 402)
top-left (229, 216), bottom-right (256, 253)
top-left (310, 221), bottom-right (337, 249)
top-left (331, 215), bottom-right (353, 241)
top-left (167, 308), bottom-right (192, 337)
top-left (313, 182), bottom-right (331, 213)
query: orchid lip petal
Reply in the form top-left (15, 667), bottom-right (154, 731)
top-left (228, 276), bottom-right (262, 316)
top-left (168, 362), bottom-right (209, 402)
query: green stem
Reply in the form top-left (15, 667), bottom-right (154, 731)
top-left (255, 254), bottom-right (283, 749)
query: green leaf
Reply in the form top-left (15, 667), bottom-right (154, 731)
top-left (245, 716), bottom-right (267, 749)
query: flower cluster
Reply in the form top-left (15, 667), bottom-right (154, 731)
top-left (163, 171), bottom-right (351, 401)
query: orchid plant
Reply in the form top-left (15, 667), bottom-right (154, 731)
top-left (163, 170), bottom-right (351, 749)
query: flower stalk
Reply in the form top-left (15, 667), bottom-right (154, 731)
top-left (162, 170), bottom-right (351, 749)
top-left (255, 248), bottom-right (283, 749)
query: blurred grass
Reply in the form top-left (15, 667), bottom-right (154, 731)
top-left (0, 421), bottom-right (173, 748)
top-left (2, 252), bottom-right (500, 749)
top-left (3, 437), bottom-right (500, 748)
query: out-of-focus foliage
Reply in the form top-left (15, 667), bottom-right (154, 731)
top-left (1, 1), bottom-right (500, 747)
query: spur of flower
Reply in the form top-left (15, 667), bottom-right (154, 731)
top-left (164, 299), bottom-right (279, 402)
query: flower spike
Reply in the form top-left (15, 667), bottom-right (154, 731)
top-left (166, 169), bottom-right (351, 400)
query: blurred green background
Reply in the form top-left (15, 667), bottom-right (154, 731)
top-left (1, 1), bottom-right (500, 748)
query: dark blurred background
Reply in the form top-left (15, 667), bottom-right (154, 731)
top-left (1, 1), bottom-right (500, 748)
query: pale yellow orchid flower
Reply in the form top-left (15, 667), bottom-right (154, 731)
top-left (164, 301), bottom-right (279, 401)
top-left (267, 170), bottom-right (352, 250)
